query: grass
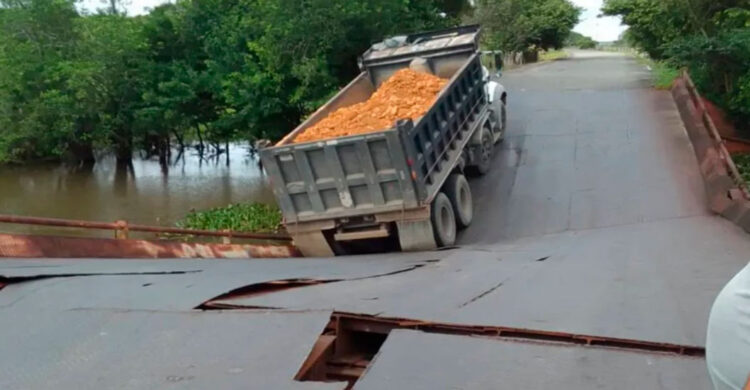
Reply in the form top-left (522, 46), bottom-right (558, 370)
top-left (650, 62), bottom-right (680, 89)
top-left (539, 50), bottom-right (569, 61)
top-left (635, 56), bottom-right (680, 89)
top-left (733, 153), bottom-right (750, 186)
top-left (176, 202), bottom-right (283, 233)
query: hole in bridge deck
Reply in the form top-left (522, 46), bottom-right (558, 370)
top-left (294, 312), bottom-right (707, 389)
top-left (295, 317), bottom-right (388, 390)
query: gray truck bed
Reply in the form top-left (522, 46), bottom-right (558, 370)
top-left (261, 26), bottom-right (486, 225)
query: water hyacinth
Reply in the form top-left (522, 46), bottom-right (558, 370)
top-left (176, 203), bottom-right (282, 233)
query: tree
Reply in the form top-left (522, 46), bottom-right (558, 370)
top-left (0, 0), bottom-right (456, 164)
top-left (601, 0), bottom-right (689, 59)
top-left (565, 31), bottom-right (597, 49)
top-left (0, 0), bottom-right (83, 163)
top-left (602, 0), bottom-right (750, 127)
top-left (470, 0), bottom-right (581, 52)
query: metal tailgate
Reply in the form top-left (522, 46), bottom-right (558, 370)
top-left (261, 131), bottom-right (419, 223)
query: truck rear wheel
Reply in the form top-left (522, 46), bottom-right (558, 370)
top-left (444, 173), bottom-right (473, 229)
top-left (467, 127), bottom-right (493, 176)
top-left (431, 192), bottom-right (456, 247)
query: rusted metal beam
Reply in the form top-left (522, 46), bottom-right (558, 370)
top-left (683, 70), bottom-right (750, 199)
top-left (0, 233), bottom-right (300, 259)
top-left (331, 312), bottom-right (705, 357)
top-left (0, 214), bottom-right (292, 241)
top-left (294, 335), bottom-right (336, 381)
top-left (295, 310), bottom-right (706, 390)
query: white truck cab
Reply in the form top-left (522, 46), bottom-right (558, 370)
top-left (482, 66), bottom-right (507, 143)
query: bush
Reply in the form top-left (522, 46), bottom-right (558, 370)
top-left (176, 202), bottom-right (283, 233)
top-left (603, 1), bottom-right (750, 129)
top-left (650, 61), bottom-right (680, 89)
top-left (565, 31), bottom-right (597, 49)
top-left (728, 71), bottom-right (750, 126)
top-left (539, 50), bottom-right (569, 61)
top-left (734, 153), bottom-right (750, 185)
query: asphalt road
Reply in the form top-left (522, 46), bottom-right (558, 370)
top-left (460, 50), bottom-right (707, 243)
top-left (2, 51), bottom-right (749, 389)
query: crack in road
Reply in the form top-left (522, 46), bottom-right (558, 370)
top-left (0, 270), bottom-right (202, 287)
top-left (459, 281), bottom-right (504, 308)
top-left (197, 261), bottom-right (438, 309)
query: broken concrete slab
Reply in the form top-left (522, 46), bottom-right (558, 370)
top-left (209, 215), bottom-right (750, 346)
top-left (0, 251), bottom-right (436, 278)
top-left (0, 256), bottom-right (437, 311)
top-left (0, 308), bottom-right (342, 390)
top-left (353, 330), bottom-right (711, 389)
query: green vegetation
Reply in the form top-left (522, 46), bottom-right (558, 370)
top-left (602, 0), bottom-right (750, 129)
top-left (636, 58), bottom-right (680, 89)
top-left (176, 202), bottom-right (283, 233)
top-left (0, 0), bottom-right (457, 164)
top-left (540, 50), bottom-right (569, 61)
top-left (565, 31), bottom-right (597, 49)
top-left (650, 62), bottom-right (680, 89)
top-left (734, 153), bottom-right (750, 185)
top-left (469, 0), bottom-right (581, 52)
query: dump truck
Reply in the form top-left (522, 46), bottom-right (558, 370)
top-left (261, 25), bottom-right (507, 256)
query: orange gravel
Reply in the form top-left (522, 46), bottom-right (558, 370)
top-left (293, 68), bottom-right (448, 143)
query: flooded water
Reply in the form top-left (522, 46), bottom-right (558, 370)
top-left (0, 143), bottom-right (275, 236)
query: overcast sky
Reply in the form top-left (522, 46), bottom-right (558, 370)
top-left (570, 0), bottom-right (626, 41)
top-left (79, 0), bottom-right (627, 42)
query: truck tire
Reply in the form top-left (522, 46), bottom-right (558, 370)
top-left (444, 173), bottom-right (473, 229)
top-left (431, 192), bottom-right (456, 247)
top-left (467, 127), bottom-right (493, 176)
top-left (495, 102), bottom-right (507, 144)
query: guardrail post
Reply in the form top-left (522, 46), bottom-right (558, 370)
top-left (222, 229), bottom-right (232, 244)
top-left (114, 220), bottom-right (129, 240)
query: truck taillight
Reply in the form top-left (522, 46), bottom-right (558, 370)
top-left (411, 170), bottom-right (417, 180)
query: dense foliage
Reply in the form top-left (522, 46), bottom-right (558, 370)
top-left (735, 153), bottom-right (750, 185)
top-left (0, 0), bottom-right (455, 164)
top-left (176, 202), bottom-right (282, 233)
top-left (602, 0), bottom-right (750, 128)
top-left (565, 31), bottom-right (597, 49)
top-left (470, 0), bottom-right (581, 52)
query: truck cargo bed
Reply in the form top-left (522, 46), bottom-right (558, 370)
top-left (262, 53), bottom-right (485, 223)
top-left (260, 25), bottom-right (491, 255)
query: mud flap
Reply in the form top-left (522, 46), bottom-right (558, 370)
top-left (292, 231), bottom-right (335, 257)
top-left (396, 220), bottom-right (437, 252)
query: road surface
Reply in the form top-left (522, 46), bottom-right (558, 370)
top-left (2, 51), bottom-right (749, 389)
top-left (461, 50), bottom-right (707, 243)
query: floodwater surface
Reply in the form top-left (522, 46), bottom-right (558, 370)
top-left (0, 144), bottom-right (274, 236)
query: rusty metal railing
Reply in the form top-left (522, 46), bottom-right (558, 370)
top-left (0, 214), bottom-right (292, 242)
top-left (683, 70), bottom-right (750, 199)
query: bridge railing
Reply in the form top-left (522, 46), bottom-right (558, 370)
top-left (682, 70), bottom-right (750, 199)
top-left (0, 214), bottom-right (292, 242)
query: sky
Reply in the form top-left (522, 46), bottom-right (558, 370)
top-left (79, 0), bottom-right (627, 42)
top-left (570, 0), bottom-right (627, 42)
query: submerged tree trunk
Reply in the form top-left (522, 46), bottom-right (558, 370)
top-left (70, 121), bottom-right (96, 168)
top-left (115, 137), bottom-right (133, 166)
top-left (114, 158), bottom-right (135, 196)
top-left (157, 135), bottom-right (168, 171)
top-left (195, 126), bottom-right (205, 156)
top-left (172, 129), bottom-right (185, 150)
top-left (68, 141), bottom-right (95, 168)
